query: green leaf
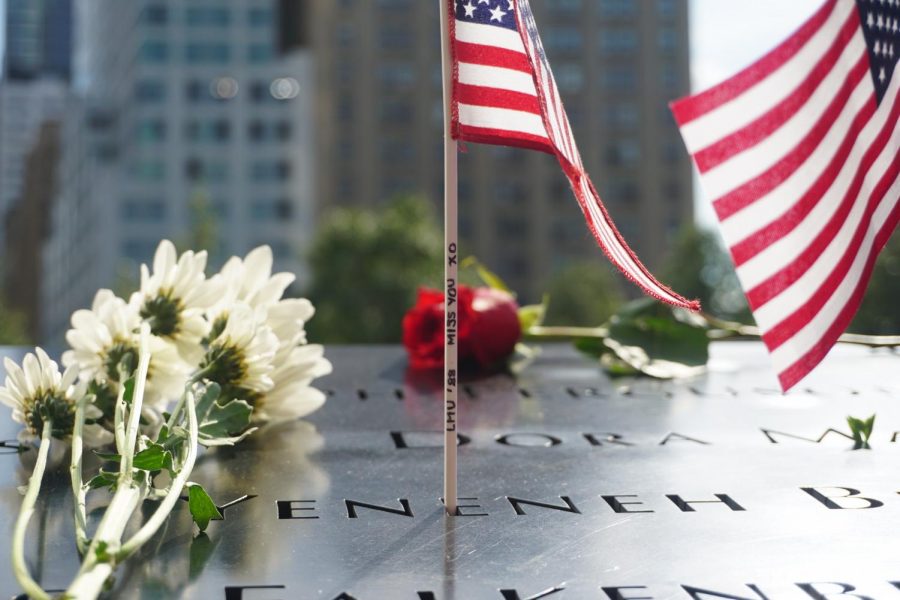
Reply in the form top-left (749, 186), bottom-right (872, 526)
top-left (847, 414), bottom-right (875, 450)
top-left (518, 294), bottom-right (549, 333)
top-left (574, 336), bottom-right (606, 359)
top-left (198, 397), bottom-right (253, 445)
top-left (599, 298), bottom-right (710, 379)
top-left (122, 377), bottom-right (135, 407)
top-left (194, 382), bottom-right (222, 423)
top-left (132, 443), bottom-right (174, 472)
top-left (87, 471), bottom-right (118, 491)
top-left (187, 483), bottom-right (223, 532)
top-left (461, 256), bottom-right (513, 294)
top-left (92, 450), bottom-right (121, 462)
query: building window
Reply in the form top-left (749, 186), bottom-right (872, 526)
top-left (250, 161), bottom-right (291, 182)
top-left (131, 160), bottom-right (166, 182)
top-left (250, 199), bottom-right (294, 221)
top-left (135, 80), bottom-right (166, 103)
top-left (380, 140), bottom-right (415, 161)
top-left (605, 140), bottom-right (641, 166)
top-left (184, 119), bottom-right (231, 142)
top-left (142, 5), bottom-right (168, 25)
top-left (247, 43), bottom-right (273, 63)
top-left (185, 159), bottom-right (229, 182)
top-left (657, 0), bottom-right (677, 19)
top-left (121, 199), bottom-right (166, 222)
top-left (378, 63), bottom-right (414, 87)
top-left (599, 29), bottom-right (637, 55)
top-left (603, 104), bottom-right (638, 129)
top-left (338, 24), bottom-right (355, 48)
top-left (247, 121), bottom-right (292, 142)
top-left (658, 28), bottom-right (678, 52)
top-left (380, 27), bottom-right (413, 50)
top-left (380, 100), bottom-right (413, 124)
top-left (122, 241), bottom-right (160, 263)
top-left (547, 0), bottom-right (583, 13)
top-left (186, 7), bottom-right (230, 26)
top-left (556, 64), bottom-right (584, 92)
top-left (248, 7), bottom-right (272, 26)
top-left (599, 68), bottom-right (636, 92)
top-left (544, 27), bottom-right (583, 55)
top-left (136, 119), bottom-right (167, 142)
top-left (598, 0), bottom-right (637, 18)
top-left (186, 43), bottom-right (230, 64)
top-left (140, 41), bottom-right (168, 63)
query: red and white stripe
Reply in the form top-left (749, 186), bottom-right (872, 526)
top-left (449, 0), bottom-right (698, 311)
top-left (671, 0), bottom-right (900, 390)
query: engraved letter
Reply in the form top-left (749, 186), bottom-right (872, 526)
top-left (800, 487), bottom-right (884, 510)
top-left (659, 432), bottom-right (710, 446)
top-left (666, 494), bottom-right (746, 512)
top-left (506, 496), bottom-right (580, 516)
top-left (345, 498), bottom-right (414, 518)
top-left (602, 495), bottom-right (654, 514)
top-left (602, 586), bottom-right (654, 599)
top-left (496, 433), bottom-right (562, 447)
top-left (681, 585), bottom-right (770, 599)
top-left (224, 585), bottom-right (285, 600)
top-left (796, 583), bottom-right (875, 600)
top-left (584, 433), bottom-right (633, 447)
top-left (500, 586), bottom-right (566, 600)
top-left (276, 500), bottom-right (318, 519)
top-left (390, 431), bottom-right (470, 449)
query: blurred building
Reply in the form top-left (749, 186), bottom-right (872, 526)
top-left (0, 0), bottom-right (71, 246)
top-left (305, 0), bottom-right (693, 299)
top-left (3, 0), bottom-right (73, 81)
top-left (40, 0), bottom-right (315, 345)
top-left (0, 79), bottom-right (67, 235)
top-left (4, 122), bottom-right (61, 341)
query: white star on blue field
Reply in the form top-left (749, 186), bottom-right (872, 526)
top-left (456, 0), bottom-right (517, 30)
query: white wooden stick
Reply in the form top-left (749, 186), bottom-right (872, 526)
top-left (438, 0), bottom-right (458, 517)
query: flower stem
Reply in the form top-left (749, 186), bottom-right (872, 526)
top-left (118, 390), bottom-right (199, 559)
top-left (113, 381), bottom-right (127, 455)
top-left (11, 420), bottom-right (53, 600)
top-left (166, 365), bottom-right (212, 430)
top-left (70, 396), bottom-right (91, 555)
top-left (66, 325), bottom-right (154, 599)
top-left (121, 324), bottom-right (152, 477)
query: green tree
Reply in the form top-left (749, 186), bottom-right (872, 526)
top-left (661, 223), bottom-right (750, 322)
top-left (543, 262), bottom-right (625, 326)
top-left (851, 231), bottom-right (900, 334)
top-left (0, 298), bottom-right (31, 345)
top-left (306, 196), bottom-right (443, 343)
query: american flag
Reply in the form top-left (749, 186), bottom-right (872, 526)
top-left (671, 0), bottom-right (899, 390)
top-left (448, 0), bottom-right (699, 311)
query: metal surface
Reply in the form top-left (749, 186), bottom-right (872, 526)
top-left (1, 343), bottom-right (899, 599)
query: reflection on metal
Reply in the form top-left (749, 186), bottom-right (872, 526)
top-left (0, 343), bottom-right (898, 599)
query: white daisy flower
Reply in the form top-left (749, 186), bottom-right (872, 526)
top-left (199, 303), bottom-right (280, 402)
top-left (0, 349), bottom-right (111, 446)
top-left (132, 240), bottom-right (223, 365)
top-left (63, 289), bottom-right (188, 411)
top-left (216, 245), bottom-right (295, 313)
top-left (255, 344), bottom-right (332, 424)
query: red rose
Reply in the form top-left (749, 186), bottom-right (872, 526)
top-left (468, 287), bottom-right (522, 368)
top-left (402, 285), bottom-right (521, 370)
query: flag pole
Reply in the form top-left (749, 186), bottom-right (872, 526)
top-left (438, 0), bottom-right (458, 517)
